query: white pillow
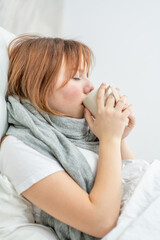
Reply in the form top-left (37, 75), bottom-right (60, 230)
top-left (0, 27), bottom-right (16, 140)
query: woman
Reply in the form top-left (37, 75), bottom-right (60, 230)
top-left (0, 35), bottom-right (136, 240)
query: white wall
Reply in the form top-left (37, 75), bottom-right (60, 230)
top-left (62, 0), bottom-right (160, 161)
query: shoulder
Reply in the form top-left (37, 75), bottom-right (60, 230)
top-left (0, 135), bottom-right (57, 164)
top-left (1, 135), bottom-right (55, 162)
top-left (0, 135), bottom-right (25, 163)
top-left (0, 135), bottom-right (64, 195)
top-left (1, 135), bottom-right (35, 154)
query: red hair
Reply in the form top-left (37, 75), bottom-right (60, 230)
top-left (7, 35), bottom-right (94, 115)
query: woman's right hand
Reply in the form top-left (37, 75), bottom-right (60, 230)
top-left (84, 83), bottom-right (133, 142)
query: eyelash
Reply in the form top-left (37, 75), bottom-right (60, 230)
top-left (73, 77), bottom-right (81, 80)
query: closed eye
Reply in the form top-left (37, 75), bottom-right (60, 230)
top-left (73, 77), bottom-right (81, 80)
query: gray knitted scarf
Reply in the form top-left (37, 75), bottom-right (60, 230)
top-left (6, 96), bottom-right (100, 240)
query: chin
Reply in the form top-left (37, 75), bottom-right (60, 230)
top-left (75, 106), bottom-right (85, 119)
top-left (81, 105), bottom-right (85, 117)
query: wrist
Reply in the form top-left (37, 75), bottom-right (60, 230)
top-left (120, 139), bottom-right (135, 160)
top-left (100, 137), bottom-right (121, 146)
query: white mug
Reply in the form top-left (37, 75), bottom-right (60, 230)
top-left (83, 84), bottom-right (120, 118)
top-left (83, 84), bottom-right (129, 126)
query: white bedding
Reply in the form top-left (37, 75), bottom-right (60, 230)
top-left (103, 159), bottom-right (160, 240)
top-left (0, 158), bottom-right (159, 239)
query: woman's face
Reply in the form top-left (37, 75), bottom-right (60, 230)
top-left (48, 61), bottom-right (94, 118)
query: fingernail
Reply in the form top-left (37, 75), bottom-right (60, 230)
top-left (101, 83), bottom-right (106, 86)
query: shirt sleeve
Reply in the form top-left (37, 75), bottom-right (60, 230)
top-left (0, 136), bottom-right (64, 195)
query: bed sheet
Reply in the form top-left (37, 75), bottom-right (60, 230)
top-left (103, 158), bottom-right (160, 240)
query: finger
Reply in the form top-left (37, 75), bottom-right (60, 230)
top-left (116, 88), bottom-right (120, 93)
top-left (105, 94), bottom-right (116, 109)
top-left (116, 88), bottom-right (121, 99)
top-left (122, 103), bottom-right (129, 111)
top-left (84, 108), bottom-right (94, 129)
top-left (115, 95), bottom-right (128, 112)
top-left (127, 113), bottom-right (136, 128)
top-left (122, 104), bottom-right (133, 118)
top-left (96, 83), bottom-right (106, 113)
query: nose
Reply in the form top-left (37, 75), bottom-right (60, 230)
top-left (84, 79), bottom-right (94, 94)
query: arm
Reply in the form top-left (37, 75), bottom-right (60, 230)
top-left (89, 139), bottom-right (122, 234)
top-left (22, 139), bottom-right (121, 238)
top-left (121, 139), bottom-right (135, 160)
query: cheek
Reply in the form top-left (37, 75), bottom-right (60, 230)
top-left (62, 84), bottom-right (81, 101)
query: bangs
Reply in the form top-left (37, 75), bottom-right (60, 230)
top-left (61, 40), bottom-right (94, 86)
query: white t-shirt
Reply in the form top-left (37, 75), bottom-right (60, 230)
top-left (0, 136), bottom-right (149, 239)
top-left (0, 136), bottom-right (98, 222)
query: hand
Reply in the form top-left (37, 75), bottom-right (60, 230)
top-left (116, 88), bottom-right (136, 140)
top-left (85, 84), bottom-right (132, 142)
top-left (121, 108), bottom-right (136, 139)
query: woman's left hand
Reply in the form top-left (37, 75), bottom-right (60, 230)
top-left (116, 88), bottom-right (136, 140)
top-left (121, 110), bottom-right (136, 139)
